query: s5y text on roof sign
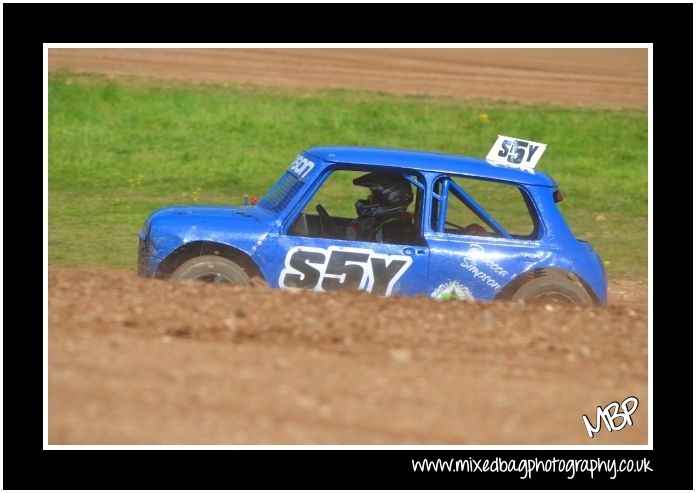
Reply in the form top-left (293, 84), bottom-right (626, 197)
top-left (485, 135), bottom-right (547, 169)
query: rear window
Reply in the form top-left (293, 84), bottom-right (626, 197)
top-left (432, 176), bottom-right (538, 239)
top-left (258, 172), bottom-right (304, 212)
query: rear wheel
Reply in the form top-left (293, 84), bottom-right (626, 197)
top-left (511, 275), bottom-right (593, 306)
top-left (171, 255), bottom-right (250, 285)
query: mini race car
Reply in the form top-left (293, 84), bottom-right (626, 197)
top-left (138, 138), bottom-right (607, 305)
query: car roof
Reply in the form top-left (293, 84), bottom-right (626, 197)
top-left (305, 146), bottom-right (556, 187)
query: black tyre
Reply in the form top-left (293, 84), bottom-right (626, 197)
top-left (171, 255), bottom-right (250, 285)
top-left (511, 275), bottom-right (593, 306)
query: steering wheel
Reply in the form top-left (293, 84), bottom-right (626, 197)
top-left (316, 204), bottom-right (342, 238)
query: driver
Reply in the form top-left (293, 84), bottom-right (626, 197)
top-left (345, 172), bottom-right (414, 243)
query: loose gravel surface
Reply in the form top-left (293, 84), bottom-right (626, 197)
top-left (49, 48), bottom-right (647, 108)
top-left (49, 268), bottom-right (647, 444)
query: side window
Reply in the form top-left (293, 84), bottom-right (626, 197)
top-left (431, 176), bottom-right (537, 239)
top-left (288, 169), bottom-right (425, 245)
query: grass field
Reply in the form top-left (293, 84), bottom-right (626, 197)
top-left (48, 72), bottom-right (648, 278)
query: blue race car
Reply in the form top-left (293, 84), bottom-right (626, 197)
top-left (138, 141), bottom-right (607, 306)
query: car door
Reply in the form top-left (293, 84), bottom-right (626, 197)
top-left (275, 236), bottom-right (428, 296)
top-left (268, 167), bottom-right (430, 296)
top-left (425, 175), bottom-right (546, 301)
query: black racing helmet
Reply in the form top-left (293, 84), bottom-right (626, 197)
top-left (353, 172), bottom-right (413, 218)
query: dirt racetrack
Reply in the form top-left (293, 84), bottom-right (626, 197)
top-left (49, 268), bottom-right (648, 445)
top-left (48, 48), bottom-right (647, 108)
top-left (48, 48), bottom-right (649, 444)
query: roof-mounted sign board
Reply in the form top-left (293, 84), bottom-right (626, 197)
top-left (485, 135), bottom-right (547, 170)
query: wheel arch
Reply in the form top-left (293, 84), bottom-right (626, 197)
top-left (496, 267), bottom-right (600, 306)
top-left (155, 241), bottom-right (264, 280)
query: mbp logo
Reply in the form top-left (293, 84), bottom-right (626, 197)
top-left (582, 396), bottom-right (639, 438)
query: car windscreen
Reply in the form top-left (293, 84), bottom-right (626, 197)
top-left (258, 171), bottom-right (304, 212)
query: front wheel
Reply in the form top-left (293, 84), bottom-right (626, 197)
top-left (511, 275), bottom-right (593, 306)
top-left (171, 255), bottom-right (250, 285)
